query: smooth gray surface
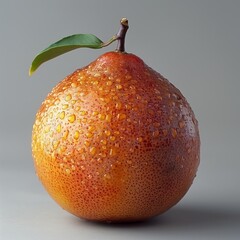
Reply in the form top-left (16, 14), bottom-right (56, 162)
top-left (1, 0), bottom-right (240, 239)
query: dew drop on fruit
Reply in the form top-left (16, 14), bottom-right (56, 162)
top-left (80, 165), bottom-right (85, 171)
top-left (65, 168), bottom-right (71, 175)
top-left (109, 148), bottom-right (116, 156)
top-left (115, 102), bottom-right (122, 110)
top-left (71, 82), bottom-right (77, 88)
top-left (117, 113), bottom-right (126, 121)
top-left (98, 113), bottom-right (105, 120)
top-left (84, 140), bottom-right (90, 147)
top-left (100, 139), bottom-right (107, 145)
top-left (106, 81), bottom-right (113, 86)
top-left (90, 147), bottom-right (97, 155)
top-left (74, 131), bottom-right (80, 140)
top-left (63, 130), bottom-right (69, 140)
top-left (179, 121), bottom-right (185, 129)
top-left (171, 128), bottom-right (177, 138)
top-left (109, 136), bottom-right (116, 141)
top-left (104, 173), bottom-right (111, 179)
top-left (127, 160), bottom-right (132, 165)
top-left (104, 130), bottom-right (111, 136)
top-left (65, 94), bottom-right (72, 101)
top-left (80, 110), bottom-right (87, 116)
top-left (44, 125), bottom-right (51, 133)
top-left (162, 129), bottom-right (168, 137)
top-left (116, 84), bottom-right (123, 90)
top-left (68, 114), bottom-right (76, 123)
top-left (58, 111), bottom-right (65, 120)
top-left (56, 124), bottom-right (62, 133)
top-left (105, 114), bottom-right (112, 122)
top-left (152, 130), bottom-right (160, 138)
top-left (62, 104), bottom-right (69, 110)
top-left (71, 165), bottom-right (76, 170)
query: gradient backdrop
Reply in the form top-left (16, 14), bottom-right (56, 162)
top-left (1, 1), bottom-right (240, 239)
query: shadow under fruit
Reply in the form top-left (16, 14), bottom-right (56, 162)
top-left (30, 18), bottom-right (200, 222)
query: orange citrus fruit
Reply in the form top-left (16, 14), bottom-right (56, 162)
top-left (32, 51), bottom-right (200, 222)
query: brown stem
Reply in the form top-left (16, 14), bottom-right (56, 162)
top-left (116, 18), bottom-right (129, 52)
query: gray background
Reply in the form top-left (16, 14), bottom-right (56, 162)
top-left (1, 0), bottom-right (240, 239)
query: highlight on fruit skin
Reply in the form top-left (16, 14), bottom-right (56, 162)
top-left (31, 18), bottom-right (200, 223)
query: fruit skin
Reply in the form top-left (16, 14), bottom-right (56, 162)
top-left (32, 51), bottom-right (200, 222)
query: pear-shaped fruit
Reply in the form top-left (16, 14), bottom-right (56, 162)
top-left (31, 19), bottom-right (200, 222)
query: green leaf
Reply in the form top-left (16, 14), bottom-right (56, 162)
top-left (29, 34), bottom-right (103, 76)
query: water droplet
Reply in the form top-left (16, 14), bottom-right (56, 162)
top-left (129, 148), bottom-right (134, 153)
top-left (102, 145), bottom-right (107, 150)
top-left (71, 165), bottom-right (76, 170)
top-left (63, 130), bottom-right (69, 140)
top-left (65, 94), bottom-right (72, 101)
top-left (82, 118), bottom-right (87, 123)
top-left (93, 80), bottom-right (99, 85)
top-left (137, 137), bottom-right (143, 142)
top-left (104, 173), bottom-right (111, 179)
top-left (116, 84), bottom-right (123, 90)
top-left (62, 104), bottom-right (69, 110)
top-left (52, 140), bottom-right (59, 150)
top-left (105, 114), bottom-right (112, 122)
top-left (152, 130), bottom-right (160, 138)
top-left (105, 130), bottom-right (111, 136)
top-left (94, 73), bottom-right (100, 77)
top-left (109, 136), bottom-right (116, 141)
top-left (74, 130), bottom-right (80, 140)
top-left (106, 81), bottom-right (113, 86)
top-left (68, 114), bottom-right (76, 123)
top-left (127, 160), bottom-right (132, 165)
top-left (65, 168), bottom-right (71, 175)
top-left (179, 121), bottom-right (185, 128)
top-left (92, 111), bottom-right (99, 116)
top-left (60, 146), bottom-right (67, 153)
top-left (100, 139), bottom-right (107, 145)
top-left (75, 106), bottom-right (81, 111)
top-left (84, 140), bottom-right (90, 147)
top-left (162, 129), bottom-right (168, 137)
top-left (115, 102), bottom-right (122, 110)
top-left (88, 126), bottom-right (95, 132)
top-left (71, 100), bottom-right (76, 105)
top-left (109, 148), bottom-right (116, 156)
top-left (80, 111), bottom-right (87, 116)
top-left (54, 99), bottom-right (60, 105)
top-left (98, 113), bottom-right (105, 120)
top-left (90, 147), bottom-right (97, 155)
top-left (86, 132), bottom-right (93, 138)
top-left (56, 124), bottom-right (62, 133)
top-left (71, 82), bottom-right (77, 88)
top-left (117, 113), bottom-right (126, 120)
top-left (44, 126), bottom-right (50, 133)
top-left (59, 163), bottom-right (64, 168)
top-left (80, 165), bottom-right (85, 170)
top-left (58, 111), bottom-right (65, 120)
top-left (171, 128), bottom-right (177, 138)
